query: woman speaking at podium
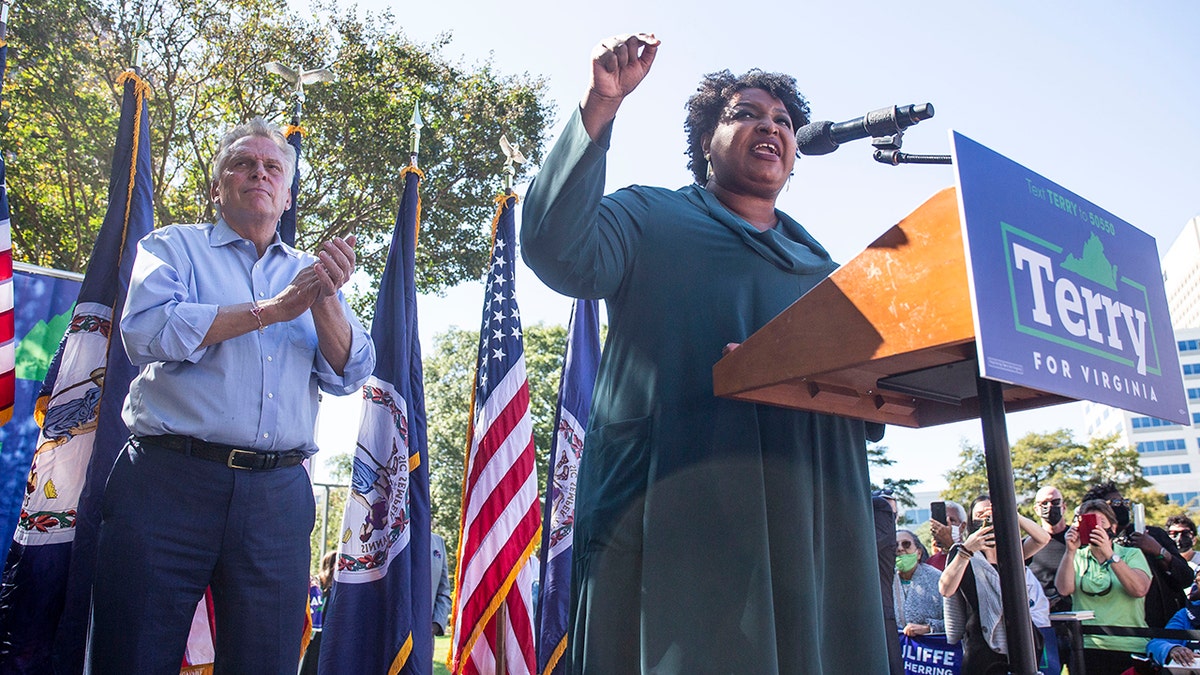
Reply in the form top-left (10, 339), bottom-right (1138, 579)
top-left (521, 33), bottom-right (889, 674)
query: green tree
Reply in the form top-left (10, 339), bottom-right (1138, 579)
top-left (4, 0), bottom-right (552, 296)
top-left (867, 442), bottom-right (919, 512)
top-left (942, 428), bottom-right (1164, 521)
top-left (4, 0), bottom-right (119, 272)
top-left (422, 324), bottom-right (569, 580)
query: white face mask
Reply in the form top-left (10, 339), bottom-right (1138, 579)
top-left (950, 524), bottom-right (964, 544)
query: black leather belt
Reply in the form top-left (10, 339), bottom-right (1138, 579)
top-left (136, 435), bottom-right (307, 471)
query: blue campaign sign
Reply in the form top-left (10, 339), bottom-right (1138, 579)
top-left (951, 131), bottom-right (1188, 424)
top-left (900, 633), bottom-right (961, 675)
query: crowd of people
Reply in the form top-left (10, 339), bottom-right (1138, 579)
top-left (883, 481), bottom-right (1200, 674)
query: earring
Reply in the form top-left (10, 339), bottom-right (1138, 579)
top-left (786, 172), bottom-right (793, 192)
top-left (705, 153), bottom-right (713, 181)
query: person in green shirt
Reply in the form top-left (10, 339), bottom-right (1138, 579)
top-left (521, 32), bottom-right (888, 674)
top-left (1055, 499), bottom-right (1152, 675)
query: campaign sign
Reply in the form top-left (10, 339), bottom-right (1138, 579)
top-left (900, 633), bottom-right (961, 675)
top-left (951, 131), bottom-right (1188, 424)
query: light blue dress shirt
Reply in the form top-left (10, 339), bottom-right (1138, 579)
top-left (121, 221), bottom-right (374, 454)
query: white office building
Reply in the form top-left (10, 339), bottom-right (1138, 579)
top-left (1082, 217), bottom-right (1200, 509)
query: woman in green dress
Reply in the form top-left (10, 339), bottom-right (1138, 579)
top-left (521, 33), bottom-right (889, 674)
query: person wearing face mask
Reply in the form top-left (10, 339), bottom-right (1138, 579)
top-left (1026, 486), bottom-right (1072, 613)
top-left (1083, 482), bottom-right (1192, 628)
top-left (1025, 486), bottom-right (1075, 674)
top-left (1167, 515), bottom-right (1200, 571)
top-left (893, 529), bottom-right (945, 638)
top-left (1055, 499), bottom-right (1152, 675)
top-left (927, 501), bottom-right (968, 571)
top-left (1166, 515), bottom-right (1200, 603)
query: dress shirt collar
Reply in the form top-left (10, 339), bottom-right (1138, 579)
top-left (210, 219), bottom-right (302, 259)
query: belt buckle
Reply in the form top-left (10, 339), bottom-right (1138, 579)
top-left (226, 448), bottom-right (256, 470)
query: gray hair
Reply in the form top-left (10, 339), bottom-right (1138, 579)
top-left (945, 501), bottom-right (967, 523)
top-left (211, 117), bottom-right (297, 216)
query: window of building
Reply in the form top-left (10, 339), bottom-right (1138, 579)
top-left (1132, 416), bottom-right (1181, 429)
top-left (1136, 438), bottom-right (1188, 453)
top-left (1142, 463), bottom-right (1193, 476)
top-left (1180, 339), bottom-right (1200, 353)
top-left (1169, 492), bottom-right (1200, 508)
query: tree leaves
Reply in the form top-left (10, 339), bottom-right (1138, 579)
top-left (3, 0), bottom-right (552, 295)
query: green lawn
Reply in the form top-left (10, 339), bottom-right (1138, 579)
top-left (433, 635), bottom-right (451, 675)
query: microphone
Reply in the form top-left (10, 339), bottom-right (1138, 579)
top-left (796, 103), bottom-right (935, 156)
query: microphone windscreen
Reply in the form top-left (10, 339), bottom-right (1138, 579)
top-left (795, 120), bottom-right (838, 155)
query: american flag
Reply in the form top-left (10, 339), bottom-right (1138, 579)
top-left (0, 20), bottom-right (15, 427)
top-left (449, 193), bottom-right (541, 675)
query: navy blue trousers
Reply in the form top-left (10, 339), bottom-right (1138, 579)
top-left (88, 438), bottom-right (314, 674)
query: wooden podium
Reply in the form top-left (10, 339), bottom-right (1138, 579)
top-left (713, 186), bottom-right (1073, 428)
top-left (713, 185), bottom-right (1062, 674)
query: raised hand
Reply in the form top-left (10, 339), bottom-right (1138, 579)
top-left (589, 33), bottom-right (659, 101)
top-left (580, 33), bottom-right (660, 140)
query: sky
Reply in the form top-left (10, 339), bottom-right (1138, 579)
top-left (307, 0), bottom-right (1200, 492)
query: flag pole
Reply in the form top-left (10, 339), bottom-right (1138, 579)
top-left (409, 100), bottom-right (423, 169)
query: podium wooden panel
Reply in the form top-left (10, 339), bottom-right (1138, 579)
top-left (713, 187), bottom-right (1072, 428)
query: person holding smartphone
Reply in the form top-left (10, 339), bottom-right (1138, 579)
top-left (939, 495), bottom-right (1051, 673)
top-left (1055, 499), bottom-right (1152, 675)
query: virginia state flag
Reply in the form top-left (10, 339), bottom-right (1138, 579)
top-left (320, 164), bottom-right (432, 674)
top-left (0, 69), bottom-right (154, 672)
top-left (535, 299), bottom-right (599, 675)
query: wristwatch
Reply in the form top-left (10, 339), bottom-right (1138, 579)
top-left (1109, 553), bottom-right (1123, 565)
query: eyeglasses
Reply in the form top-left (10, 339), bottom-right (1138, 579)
top-left (896, 540), bottom-right (916, 550)
top-left (1105, 498), bottom-right (1132, 508)
top-left (1037, 498), bottom-right (1063, 506)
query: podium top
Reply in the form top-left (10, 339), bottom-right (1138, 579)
top-left (712, 187), bottom-right (1073, 428)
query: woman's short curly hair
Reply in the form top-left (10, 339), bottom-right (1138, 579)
top-left (684, 69), bottom-right (810, 185)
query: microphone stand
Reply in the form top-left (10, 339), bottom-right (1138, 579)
top-left (870, 129), bottom-right (952, 166)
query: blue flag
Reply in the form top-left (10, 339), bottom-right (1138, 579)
top-left (0, 69), bottom-right (154, 672)
top-left (320, 165), bottom-right (432, 674)
top-left (535, 299), bottom-right (599, 675)
top-left (278, 125), bottom-right (302, 246)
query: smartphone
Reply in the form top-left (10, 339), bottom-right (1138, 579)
top-left (1079, 512), bottom-right (1098, 543)
top-left (1133, 503), bottom-right (1146, 533)
top-left (930, 501), bottom-right (947, 525)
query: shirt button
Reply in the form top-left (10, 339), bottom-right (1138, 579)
top-left (267, 392), bottom-right (274, 399)
top-left (259, 291), bottom-right (265, 298)
top-left (267, 356), bottom-right (273, 362)
top-left (263, 432), bottom-right (270, 439)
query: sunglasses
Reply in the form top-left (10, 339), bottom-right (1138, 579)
top-left (1037, 498), bottom-right (1063, 506)
top-left (896, 540), bottom-right (917, 550)
top-left (1105, 498), bottom-right (1132, 508)
top-left (1169, 530), bottom-right (1193, 538)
